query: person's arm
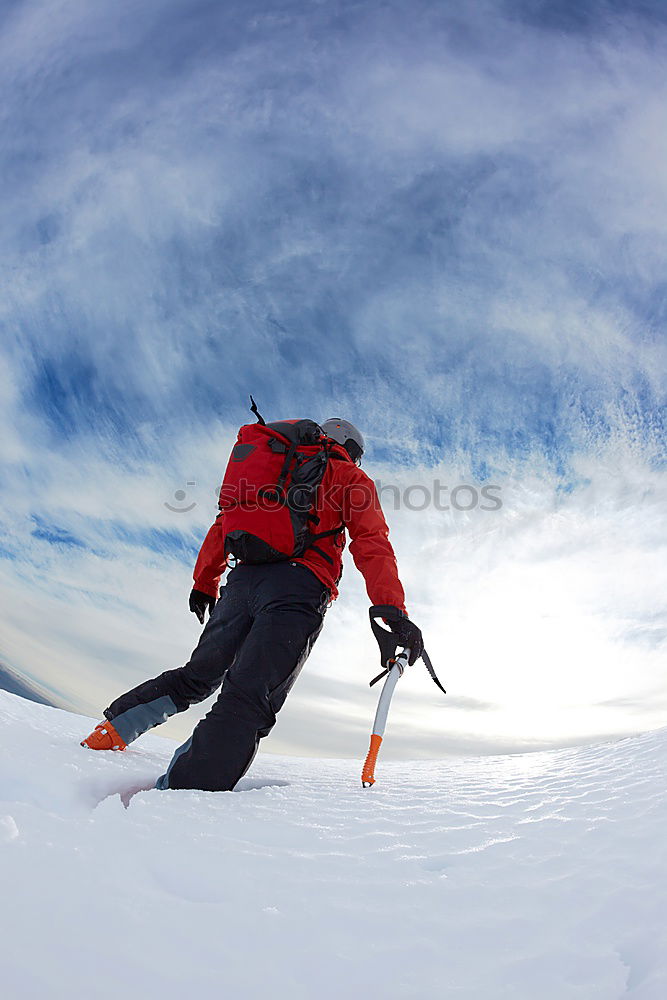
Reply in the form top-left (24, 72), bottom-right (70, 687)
top-left (341, 464), bottom-right (407, 613)
top-left (192, 513), bottom-right (228, 599)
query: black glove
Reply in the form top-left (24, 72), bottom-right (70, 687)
top-left (189, 588), bottom-right (216, 624)
top-left (388, 613), bottom-right (424, 666)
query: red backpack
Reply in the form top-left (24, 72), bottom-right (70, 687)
top-left (218, 418), bottom-right (343, 565)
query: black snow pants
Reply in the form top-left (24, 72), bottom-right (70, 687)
top-left (104, 562), bottom-right (329, 791)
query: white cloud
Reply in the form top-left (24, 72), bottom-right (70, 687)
top-left (1, 0), bottom-right (666, 758)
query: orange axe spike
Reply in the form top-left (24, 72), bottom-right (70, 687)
top-left (361, 733), bottom-right (383, 787)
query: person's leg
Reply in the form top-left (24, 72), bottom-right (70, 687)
top-left (95, 568), bottom-right (254, 747)
top-left (158, 563), bottom-right (329, 791)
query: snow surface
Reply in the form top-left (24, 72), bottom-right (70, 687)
top-left (1, 690), bottom-right (666, 999)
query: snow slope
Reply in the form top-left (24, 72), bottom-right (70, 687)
top-left (1, 690), bottom-right (666, 1000)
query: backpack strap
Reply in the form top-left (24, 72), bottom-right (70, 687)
top-left (302, 437), bottom-right (345, 552)
top-left (249, 394), bottom-right (266, 425)
top-left (276, 440), bottom-right (299, 495)
top-left (304, 522), bottom-right (346, 564)
top-left (310, 524), bottom-right (345, 542)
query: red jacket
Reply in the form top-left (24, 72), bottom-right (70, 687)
top-left (193, 443), bottom-right (406, 611)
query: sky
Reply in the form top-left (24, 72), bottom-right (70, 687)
top-left (0, 0), bottom-right (666, 758)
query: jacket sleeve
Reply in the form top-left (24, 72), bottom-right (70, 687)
top-left (342, 466), bottom-right (407, 613)
top-left (192, 514), bottom-right (228, 598)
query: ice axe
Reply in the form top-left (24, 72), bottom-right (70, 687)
top-left (361, 605), bottom-right (446, 788)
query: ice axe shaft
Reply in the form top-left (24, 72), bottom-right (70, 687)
top-left (361, 650), bottom-right (409, 787)
top-left (362, 604), bottom-right (446, 787)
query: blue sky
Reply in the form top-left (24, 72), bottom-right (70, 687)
top-left (1, 0), bottom-right (666, 756)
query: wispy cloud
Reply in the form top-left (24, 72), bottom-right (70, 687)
top-left (1, 0), bottom-right (666, 755)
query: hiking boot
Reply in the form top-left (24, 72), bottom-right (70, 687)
top-left (80, 720), bottom-right (127, 751)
